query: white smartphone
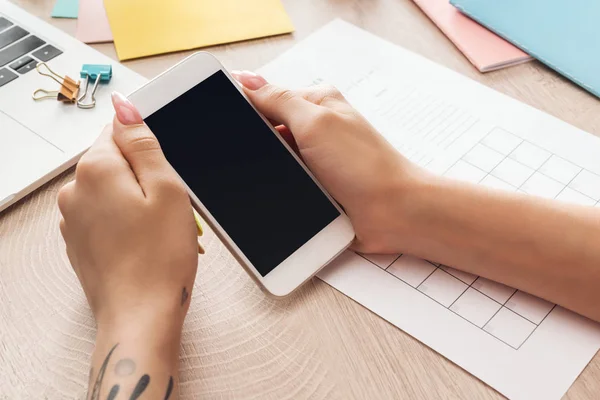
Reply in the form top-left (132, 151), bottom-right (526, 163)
top-left (128, 52), bottom-right (355, 297)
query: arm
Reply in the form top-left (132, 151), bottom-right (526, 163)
top-left (232, 71), bottom-right (600, 323)
top-left (388, 176), bottom-right (600, 321)
top-left (89, 317), bottom-right (179, 400)
top-left (59, 92), bottom-right (198, 398)
top-left (394, 174), bottom-right (600, 322)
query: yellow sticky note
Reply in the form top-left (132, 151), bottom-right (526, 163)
top-left (103, 0), bottom-right (295, 60)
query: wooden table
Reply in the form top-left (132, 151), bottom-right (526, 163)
top-left (2, 0), bottom-right (599, 398)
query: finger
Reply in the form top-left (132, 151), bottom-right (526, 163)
top-left (230, 70), bottom-right (320, 131)
top-left (76, 124), bottom-right (140, 193)
top-left (58, 218), bottom-right (79, 275)
top-left (110, 92), bottom-right (182, 197)
top-left (59, 217), bottom-right (67, 238)
top-left (66, 244), bottom-right (83, 286)
top-left (57, 180), bottom-right (76, 218)
top-left (349, 238), bottom-right (372, 254)
top-left (232, 70), bottom-right (352, 115)
top-left (294, 84), bottom-right (353, 113)
top-left (275, 125), bottom-right (300, 156)
top-left (88, 123), bottom-right (129, 158)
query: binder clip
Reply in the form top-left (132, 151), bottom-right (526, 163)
top-left (77, 64), bottom-right (112, 109)
top-left (32, 62), bottom-right (80, 103)
top-left (193, 209), bottom-right (205, 254)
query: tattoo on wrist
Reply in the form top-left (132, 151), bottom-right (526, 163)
top-left (106, 384), bottom-right (119, 400)
top-left (164, 376), bottom-right (174, 399)
top-left (181, 287), bottom-right (189, 307)
top-left (89, 343), bottom-right (118, 400)
top-left (115, 358), bottom-right (136, 376)
top-left (130, 374), bottom-right (150, 400)
top-left (165, 376), bottom-right (173, 400)
top-left (88, 344), bottom-right (175, 399)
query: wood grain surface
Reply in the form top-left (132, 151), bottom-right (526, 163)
top-left (2, 0), bottom-right (599, 398)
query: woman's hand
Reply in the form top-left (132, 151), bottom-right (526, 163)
top-left (58, 92), bottom-right (198, 399)
top-left (232, 71), bottom-right (600, 323)
top-left (231, 71), bottom-right (426, 254)
top-left (59, 92), bottom-right (198, 328)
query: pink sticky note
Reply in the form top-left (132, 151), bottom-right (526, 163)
top-left (76, 0), bottom-right (113, 43)
top-left (413, 0), bottom-right (532, 72)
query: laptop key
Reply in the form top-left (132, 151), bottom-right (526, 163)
top-left (0, 26), bottom-right (29, 50)
top-left (0, 68), bottom-right (18, 87)
top-left (33, 44), bottom-right (62, 62)
top-left (0, 17), bottom-right (13, 32)
top-left (0, 35), bottom-right (45, 67)
top-left (9, 55), bottom-right (32, 71)
top-left (15, 58), bottom-right (38, 74)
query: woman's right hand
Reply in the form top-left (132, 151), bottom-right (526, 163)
top-left (232, 72), bottom-right (600, 324)
top-left (231, 71), bottom-right (426, 254)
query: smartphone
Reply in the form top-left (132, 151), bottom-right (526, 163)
top-left (128, 52), bottom-right (355, 297)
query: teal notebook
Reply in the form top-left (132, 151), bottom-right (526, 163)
top-left (450, 0), bottom-right (600, 98)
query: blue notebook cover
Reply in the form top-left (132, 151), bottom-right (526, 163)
top-left (450, 0), bottom-right (600, 98)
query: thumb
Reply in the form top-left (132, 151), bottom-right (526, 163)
top-left (231, 70), bottom-right (318, 131)
top-left (110, 91), bottom-right (176, 196)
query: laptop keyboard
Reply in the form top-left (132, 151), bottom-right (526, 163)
top-left (0, 15), bottom-right (62, 88)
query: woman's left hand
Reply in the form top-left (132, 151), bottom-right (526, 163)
top-left (59, 92), bottom-right (198, 330)
top-left (58, 92), bottom-right (198, 399)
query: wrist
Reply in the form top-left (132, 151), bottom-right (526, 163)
top-left (389, 170), bottom-right (462, 258)
top-left (386, 164), bottom-right (437, 243)
top-left (96, 316), bottom-right (182, 368)
top-left (354, 161), bottom-right (434, 254)
top-left (393, 167), bottom-right (441, 233)
top-left (91, 313), bottom-right (181, 396)
top-left (96, 300), bottom-right (185, 346)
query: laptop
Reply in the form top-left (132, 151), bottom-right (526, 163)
top-left (0, 0), bottom-right (146, 212)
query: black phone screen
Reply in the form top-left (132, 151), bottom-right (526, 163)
top-left (144, 70), bottom-right (340, 277)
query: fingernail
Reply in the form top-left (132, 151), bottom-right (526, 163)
top-left (111, 91), bottom-right (143, 126)
top-left (230, 70), bottom-right (267, 91)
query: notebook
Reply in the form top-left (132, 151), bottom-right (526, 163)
top-left (413, 0), bottom-right (531, 72)
top-left (451, 0), bottom-right (600, 98)
top-left (103, 0), bottom-right (294, 60)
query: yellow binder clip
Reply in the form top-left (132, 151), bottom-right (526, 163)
top-left (32, 62), bottom-right (80, 103)
top-left (193, 209), bottom-right (205, 254)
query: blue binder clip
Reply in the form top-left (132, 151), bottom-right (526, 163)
top-left (77, 64), bottom-right (112, 109)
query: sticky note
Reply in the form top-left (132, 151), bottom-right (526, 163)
top-left (51, 0), bottom-right (79, 19)
top-left (76, 0), bottom-right (113, 43)
top-left (103, 0), bottom-right (294, 60)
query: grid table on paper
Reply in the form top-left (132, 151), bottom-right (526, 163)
top-left (356, 126), bottom-right (600, 349)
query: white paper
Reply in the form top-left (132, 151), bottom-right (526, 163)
top-left (258, 20), bottom-right (600, 400)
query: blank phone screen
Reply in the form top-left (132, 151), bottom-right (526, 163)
top-left (144, 71), bottom-right (340, 277)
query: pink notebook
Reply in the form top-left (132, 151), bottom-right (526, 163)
top-left (76, 0), bottom-right (113, 43)
top-left (413, 0), bottom-right (531, 72)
